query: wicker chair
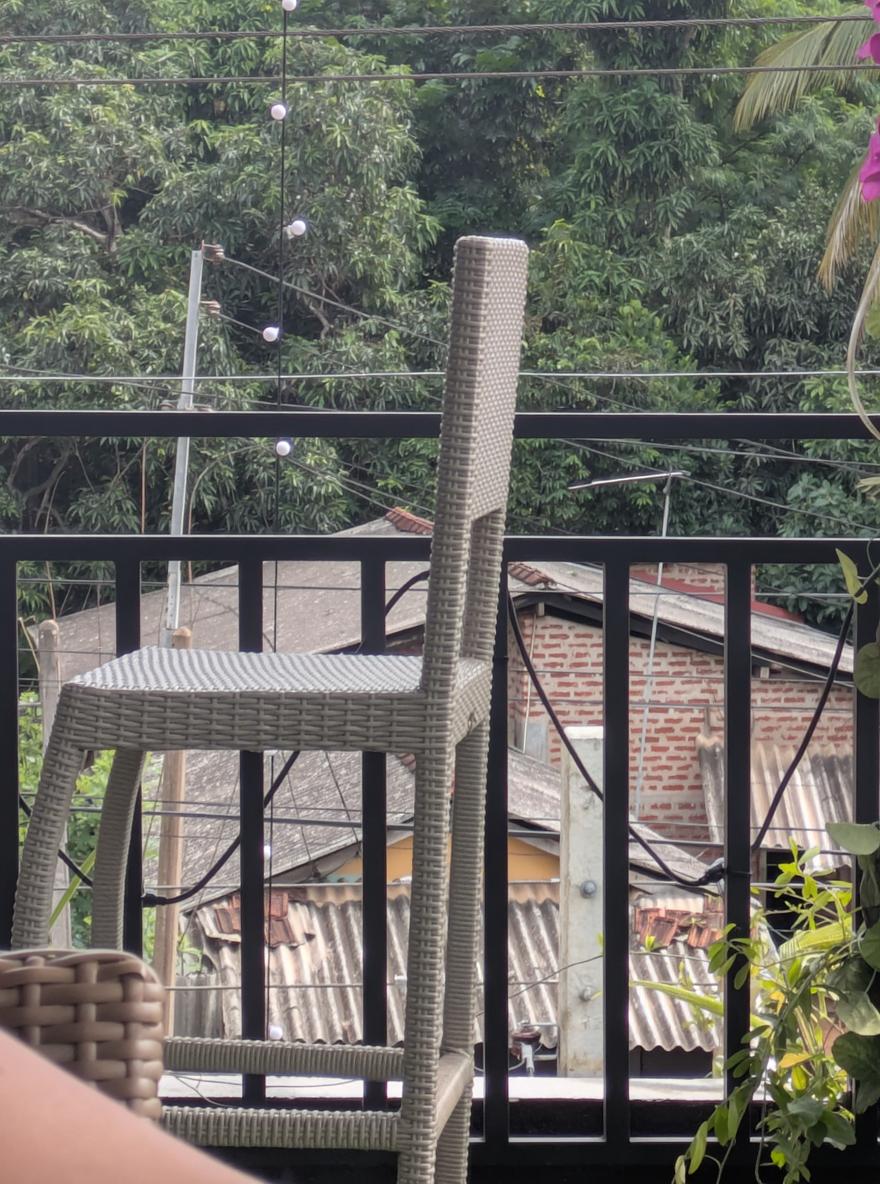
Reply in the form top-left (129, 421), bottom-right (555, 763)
top-left (12, 234), bottom-right (529, 1184)
top-left (0, 948), bottom-right (165, 1120)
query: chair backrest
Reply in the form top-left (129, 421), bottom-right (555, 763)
top-left (420, 235), bottom-right (529, 697)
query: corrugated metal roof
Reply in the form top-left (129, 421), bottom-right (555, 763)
top-left (162, 743), bottom-right (710, 900)
top-left (529, 560), bottom-right (852, 676)
top-left (699, 736), bottom-right (852, 859)
top-left (178, 882), bottom-right (721, 1054)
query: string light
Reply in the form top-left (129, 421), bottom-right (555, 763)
top-left (285, 218), bottom-right (308, 238)
top-left (262, 325), bottom-right (280, 342)
top-left (281, 0), bottom-right (298, 9)
top-left (274, 438), bottom-right (292, 458)
top-left (270, 101), bottom-right (287, 120)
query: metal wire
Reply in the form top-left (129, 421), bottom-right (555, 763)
top-left (0, 13), bottom-right (871, 46)
top-left (3, 62), bottom-right (879, 86)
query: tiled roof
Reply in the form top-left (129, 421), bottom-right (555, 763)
top-left (160, 744), bottom-right (709, 904)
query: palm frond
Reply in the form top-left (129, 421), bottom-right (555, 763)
top-left (734, 9), bottom-right (874, 131)
top-left (847, 240), bottom-right (880, 442)
top-left (819, 162), bottom-right (880, 289)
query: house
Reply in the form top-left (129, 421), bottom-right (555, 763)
top-left (172, 746), bottom-right (725, 1077)
top-left (49, 505), bottom-right (857, 847)
top-left (43, 508), bottom-right (857, 1067)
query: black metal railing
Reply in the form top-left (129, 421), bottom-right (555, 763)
top-left (2, 408), bottom-right (879, 1171)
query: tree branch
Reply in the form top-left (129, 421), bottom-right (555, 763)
top-left (7, 206), bottom-right (109, 246)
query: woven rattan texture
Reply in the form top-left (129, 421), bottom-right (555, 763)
top-left (0, 949), bottom-right (164, 1119)
top-left (164, 1105), bottom-right (399, 1150)
top-left (166, 1036), bottom-right (405, 1080)
top-left (12, 235), bottom-right (530, 1184)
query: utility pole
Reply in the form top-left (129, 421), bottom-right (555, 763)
top-left (163, 246), bottom-right (204, 644)
top-left (632, 472), bottom-right (688, 819)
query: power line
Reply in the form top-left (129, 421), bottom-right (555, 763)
top-left (3, 62), bottom-right (879, 86)
top-left (7, 366), bottom-right (880, 384)
top-left (0, 13), bottom-right (871, 46)
top-left (223, 255), bottom-right (445, 348)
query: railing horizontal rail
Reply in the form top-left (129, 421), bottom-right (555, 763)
top-left (1, 408), bottom-right (880, 440)
top-left (4, 408), bottom-right (878, 1167)
top-left (0, 534), bottom-right (872, 563)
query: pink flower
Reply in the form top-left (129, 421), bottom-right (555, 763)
top-left (860, 122), bottom-right (880, 202)
top-left (858, 32), bottom-right (880, 61)
top-left (865, 0), bottom-right (880, 21)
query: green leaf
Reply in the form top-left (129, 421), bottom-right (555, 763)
top-left (836, 549), bottom-right (868, 603)
top-left (865, 303), bottom-right (880, 340)
top-left (832, 1031), bottom-right (880, 1109)
top-left (862, 919), bottom-right (880, 971)
top-left (674, 1154), bottom-right (687, 1184)
top-left (822, 1111), bottom-right (857, 1148)
top-left (786, 1096), bottom-right (824, 1124)
top-left (830, 956), bottom-right (880, 1034)
top-left (855, 643), bottom-right (880, 699)
top-left (48, 846), bottom-right (96, 928)
top-left (689, 1122), bottom-right (708, 1174)
top-left (714, 1104), bottom-right (728, 1146)
top-left (827, 821), bottom-right (880, 855)
top-left (855, 1077), bottom-right (880, 1113)
top-left (727, 1086), bottom-right (747, 1140)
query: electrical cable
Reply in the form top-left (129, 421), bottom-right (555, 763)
top-left (0, 13), bottom-right (872, 45)
top-left (223, 255), bottom-right (445, 347)
top-left (4, 62), bottom-right (879, 87)
top-left (9, 365), bottom-right (880, 384)
top-left (750, 601), bottom-right (854, 853)
top-left (506, 590), bottom-right (724, 889)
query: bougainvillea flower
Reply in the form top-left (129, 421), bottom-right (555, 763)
top-left (858, 32), bottom-right (880, 61)
top-left (860, 122), bottom-right (880, 201)
top-left (865, 0), bottom-right (880, 21)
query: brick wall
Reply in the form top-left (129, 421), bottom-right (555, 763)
top-left (508, 607), bottom-right (852, 835)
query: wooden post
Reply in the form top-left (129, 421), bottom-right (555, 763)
top-left (559, 725), bottom-right (604, 1076)
top-left (153, 626), bottom-right (191, 1032)
top-left (38, 620), bottom-right (71, 947)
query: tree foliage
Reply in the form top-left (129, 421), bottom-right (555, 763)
top-left (2, 0), bottom-right (880, 624)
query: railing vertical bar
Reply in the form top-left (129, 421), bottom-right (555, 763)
top-left (361, 555), bottom-right (388, 1111)
top-left (115, 558), bottom-right (142, 955)
top-left (0, 559), bottom-right (18, 947)
top-left (483, 578), bottom-right (510, 1149)
top-left (603, 561), bottom-right (630, 1145)
top-left (724, 562), bottom-right (752, 1098)
top-left (854, 582), bottom-right (879, 1148)
top-left (239, 557), bottom-right (265, 1104)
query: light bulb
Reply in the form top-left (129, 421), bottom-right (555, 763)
top-left (262, 325), bottom-right (280, 343)
top-left (268, 1024), bottom-right (284, 1040)
top-left (285, 218), bottom-right (308, 239)
top-left (281, 0), bottom-right (298, 10)
top-left (270, 102), bottom-right (287, 121)
top-left (275, 438), bottom-right (292, 458)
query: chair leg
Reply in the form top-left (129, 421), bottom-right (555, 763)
top-left (13, 693), bottom-right (86, 948)
top-left (437, 722), bottom-right (490, 1184)
top-left (91, 749), bottom-right (146, 949)
top-left (434, 1086), bottom-right (473, 1184)
top-left (397, 743), bottom-right (455, 1184)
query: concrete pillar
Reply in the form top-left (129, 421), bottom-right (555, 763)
top-left (559, 725), bottom-right (604, 1076)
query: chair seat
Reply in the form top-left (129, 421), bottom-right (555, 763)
top-left (57, 647), bottom-right (492, 754)
top-left (74, 646), bottom-right (428, 697)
